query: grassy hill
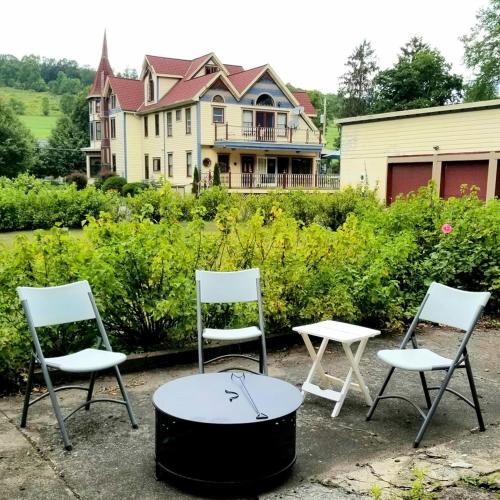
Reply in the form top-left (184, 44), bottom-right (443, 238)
top-left (0, 87), bottom-right (61, 139)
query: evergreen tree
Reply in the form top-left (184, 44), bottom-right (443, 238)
top-left (192, 166), bottom-right (200, 196)
top-left (0, 98), bottom-right (36, 177)
top-left (371, 38), bottom-right (463, 113)
top-left (41, 97), bottom-right (50, 116)
top-left (213, 163), bottom-right (221, 186)
top-left (337, 40), bottom-right (378, 117)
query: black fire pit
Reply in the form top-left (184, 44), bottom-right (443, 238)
top-left (153, 372), bottom-right (303, 495)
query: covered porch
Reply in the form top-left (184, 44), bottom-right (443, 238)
top-left (200, 145), bottom-right (339, 192)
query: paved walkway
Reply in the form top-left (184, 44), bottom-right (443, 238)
top-left (1, 326), bottom-right (499, 499)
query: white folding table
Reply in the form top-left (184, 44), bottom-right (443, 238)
top-left (293, 320), bottom-right (381, 417)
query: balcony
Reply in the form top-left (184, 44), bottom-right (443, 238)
top-left (214, 125), bottom-right (323, 146)
top-left (201, 172), bottom-right (340, 191)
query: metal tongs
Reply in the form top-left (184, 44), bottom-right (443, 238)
top-left (231, 372), bottom-right (268, 420)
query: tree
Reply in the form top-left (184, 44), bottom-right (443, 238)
top-left (8, 97), bottom-right (25, 115)
top-left (213, 163), bottom-right (221, 186)
top-left (0, 99), bottom-right (36, 177)
top-left (118, 68), bottom-right (139, 79)
top-left (371, 38), bottom-right (463, 113)
top-left (59, 94), bottom-right (76, 115)
top-left (462, 0), bottom-right (500, 101)
top-left (337, 40), bottom-right (378, 117)
top-left (41, 96), bottom-right (50, 116)
top-left (192, 166), bottom-right (200, 196)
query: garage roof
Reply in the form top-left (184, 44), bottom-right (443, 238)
top-left (335, 98), bottom-right (500, 126)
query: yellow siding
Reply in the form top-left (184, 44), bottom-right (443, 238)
top-left (142, 112), bottom-right (165, 181)
top-left (124, 114), bottom-right (145, 182)
top-left (109, 111), bottom-right (125, 177)
top-left (340, 107), bottom-right (500, 197)
top-left (163, 106), bottom-right (198, 186)
top-left (158, 77), bottom-right (179, 98)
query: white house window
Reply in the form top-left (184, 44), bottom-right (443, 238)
top-left (110, 94), bottom-right (117, 109)
top-left (90, 122), bottom-right (94, 141)
top-left (167, 112), bottom-right (172, 136)
top-left (256, 94), bottom-right (274, 106)
top-left (95, 121), bottom-right (101, 140)
top-left (212, 95), bottom-right (224, 103)
top-left (277, 112), bottom-right (287, 137)
top-left (168, 153), bottom-right (173, 177)
top-left (155, 113), bottom-right (160, 136)
top-left (148, 74), bottom-right (154, 102)
top-left (153, 157), bottom-right (161, 172)
top-left (175, 109), bottom-right (181, 121)
top-left (95, 100), bottom-right (101, 113)
top-left (205, 65), bottom-right (218, 74)
top-left (213, 107), bottom-right (224, 124)
top-left (186, 151), bottom-right (192, 177)
top-left (185, 108), bottom-right (191, 134)
top-left (242, 110), bottom-right (253, 135)
top-left (110, 117), bottom-right (116, 139)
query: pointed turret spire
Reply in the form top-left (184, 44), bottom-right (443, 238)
top-left (88, 31), bottom-right (114, 97)
top-left (102, 30), bottom-right (108, 59)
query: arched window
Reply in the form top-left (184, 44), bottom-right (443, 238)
top-left (212, 95), bottom-right (224, 103)
top-left (256, 94), bottom-right (274, 106)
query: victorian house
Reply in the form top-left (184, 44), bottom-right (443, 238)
top-left (83, 35), bottom-right (336, 191)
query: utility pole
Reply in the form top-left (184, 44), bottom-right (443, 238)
top-left (322, 96), bottom-right (327, 143)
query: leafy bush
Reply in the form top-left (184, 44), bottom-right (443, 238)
top-left (0, 183), bottom-right (498, 389)
top-left (122, 182), bottom-right (147, 197)
top-left (101, 176), bottom-right (127, 193)
top-left (94, 167), bottom-right (116, 189)
top-left (65, 171), bottom-right (88, 190)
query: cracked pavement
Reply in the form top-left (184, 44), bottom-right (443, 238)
top-left (0, 325), bottom-right (499, 499)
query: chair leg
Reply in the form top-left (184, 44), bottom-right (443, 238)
top-left (414, 365), bottom-right (458, 448)
top-left (419, 371), bottom-right (432, 409)
top-left (85, 372), bottom-right (96, 411)
top-left (40, 364), bottom-right (72, 450)
top-left (20, 355), bottom-right (35, 428)
top-left (366, 367), bottom-right (395, 421)
top-left (198, 339), bottom-right (205, 374)
top-left (464, 355), bottom-right (485, 432)
top-left (113, 366), bottom-right (138, 429)
top-left (259, 335), bottom-right (268, 375)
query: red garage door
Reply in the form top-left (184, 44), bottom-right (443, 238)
top-left (386, 162), bottom-right (433, 204)
top-left (440, 161), bottom-right (488, 201)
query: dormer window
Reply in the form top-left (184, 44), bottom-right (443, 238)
top-left (256, 94), bottom-right (274, 106)
top-left (148, 74), bottom-right (155, 102)
top-left (212, 95), bottom-right (224, 103)
top-left (110, 94), bottom-right (117, 109)
top-left (205, 65), bottom-right (218, 74)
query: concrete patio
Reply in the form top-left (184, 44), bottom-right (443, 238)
top-left (1, 325), bottom-right (499, 499)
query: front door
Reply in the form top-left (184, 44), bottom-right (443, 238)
top-left (257, 157), bottom-right (277, 186)
top-left (255, 112), bottom-right (275, 141)
top-left (241, 155), bottom-right (254, 187)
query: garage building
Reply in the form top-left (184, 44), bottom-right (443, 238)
top-left (336, 99), bottom-right (500, 203)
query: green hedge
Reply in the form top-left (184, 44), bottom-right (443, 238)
top-left (0, 186), bottom-right (498, 388)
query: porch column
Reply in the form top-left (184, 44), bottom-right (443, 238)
top-left (485, 153), bottom-right (498, 200)
top-left (431, 154), bottom-right (442, 195)
top-left (85, 154), bottom-right (91, 179)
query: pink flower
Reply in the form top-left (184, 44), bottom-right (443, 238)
top-left (441, 223), bottom-right (453, 234)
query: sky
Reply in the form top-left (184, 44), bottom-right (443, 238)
top-left (0, 0), bottom-right (489, 93)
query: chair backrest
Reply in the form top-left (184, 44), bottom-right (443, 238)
top-left (419, 282), bottom-right (490, 332)
top-left (196, 269), bottom-right (260, 304)
top-left (17, 281), bottom-right (96, 328)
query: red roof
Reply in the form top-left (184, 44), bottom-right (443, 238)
top-left (228, 65), bottom-right (266, 93)
top-left (108, 76), bottom-right (143, 111)
top-left (146, 55), bottom-right (192, 76)
top-left (224, 64), bottom-right (244, 75)
top-left (185, 54), bottom-right (212, 79)
top-left (140, 73), bottom-right (216, 112)
top-left (293, 91), bottom-right (316, 116)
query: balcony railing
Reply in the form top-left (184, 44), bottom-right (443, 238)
top-left (214, 125), bottom-right (323, 144)
top-left (200, 172), bottom-right (340, 190)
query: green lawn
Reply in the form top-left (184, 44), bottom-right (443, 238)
top-left (0, 229), bottom-right (84, 247)
top-left (0, 86), bottom-right (61, 139)
top-left (325, 124), bottom-right (339, 150)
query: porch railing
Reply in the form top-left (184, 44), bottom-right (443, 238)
top-left (200, 172), bottom-right (340, 190)
top-left (214, 124), bottom-right (323, 144)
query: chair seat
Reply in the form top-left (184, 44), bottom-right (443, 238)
top-left (203, 326), bottom-right (262, 341)
top-left (45, 348), bottom-right (126, 373)
top-left (377, 348), bottom-right (453, 371)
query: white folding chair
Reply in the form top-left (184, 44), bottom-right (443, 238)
top-left (196, 269), bottom-right (267, 374)
top-left (366, 282), bottom-right (490, 447)
top-left (18, 281), bottom-right (138, 450)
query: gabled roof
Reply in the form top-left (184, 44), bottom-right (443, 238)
top-left (107, 76), bottom-right (143, 111)
top-left (139, 72), bottom-right (217, 112)
top-left (225, 64), bottom-right (244, 75)
top-left (185, 53), bottom-right (213, 79)
top-left (293, 91), bottom-right (316, 116)
top-left (227, 65), bottom-right (267, 93)
top-left (145, 55), bottom-right (192, 76)
top-left (89, 32), bottom-right (113, 97)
